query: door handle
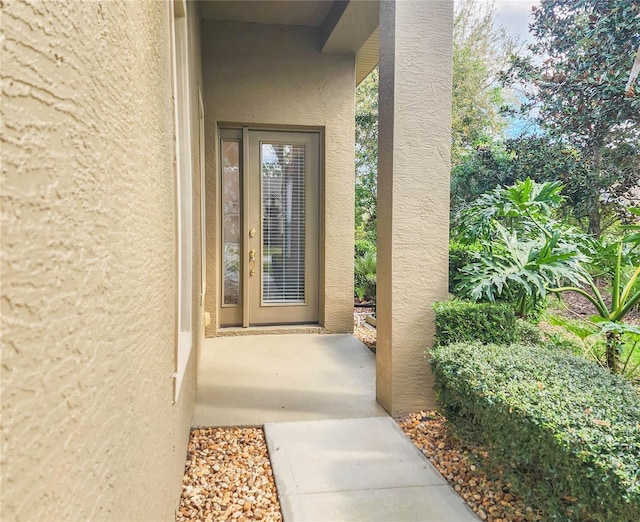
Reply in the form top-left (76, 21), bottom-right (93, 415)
top-left (249, 249), bottom-right (256, 276)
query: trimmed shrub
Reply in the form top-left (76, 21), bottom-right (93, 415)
top-left (431, 343), bottom-right (640, 521)
top-left (515, 319), bottom-right (544, 346)
top-left (433, 300), bottom-right (516, 346)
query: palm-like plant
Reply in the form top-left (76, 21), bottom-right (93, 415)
top-left (549, 211), bottom-right (640, 372)
top-left (354, 250), bottom-right (377, 303)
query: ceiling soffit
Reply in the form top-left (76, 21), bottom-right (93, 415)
top-left (197, 0), bottom-right (334, 28)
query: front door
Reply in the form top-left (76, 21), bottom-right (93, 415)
top-left (219, 129), bottom-right (320, 327)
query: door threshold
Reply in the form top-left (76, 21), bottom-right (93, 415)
top-left (216, 325), bottom-right (324, 337)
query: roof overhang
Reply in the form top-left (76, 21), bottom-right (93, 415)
top-left (354, 27), bottom-right (379, 85)
top-left (320, 1), bottom-right (379, 84)
top-left (197, 0), bottom-right (379, 84)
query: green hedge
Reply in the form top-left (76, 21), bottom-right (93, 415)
top-left (514, 319), bottom-right (543, 346)
top-left (433, 300), bottom-right (516, 346)
top-left (431, 343), bottom-right (640, 521)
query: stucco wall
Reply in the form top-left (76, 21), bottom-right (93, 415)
top-left (376, 0), bottom-right (453, 416)
top-left (201, 19), bottom-right (355, 335)
top-left (187, 2), bottom-right (207, 377)
top-left (1, 1), bottom-right (201, 520)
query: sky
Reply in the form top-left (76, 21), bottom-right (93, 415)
top-left (476, 1), bottom-right (542, 137)
top-left (482, 0), bottom-right (540, 42)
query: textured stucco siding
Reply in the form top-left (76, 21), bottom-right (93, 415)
top-left (1, 1), bottom-right (199, 520)
top-left (376, 0), bottom-right (453, 416)
top-left (187, 1), bottom-right (207, 376)
top-left (202, 19), bottom-right (355, 335)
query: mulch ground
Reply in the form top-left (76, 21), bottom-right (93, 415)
top-left (555, 284), bottom-right (640, 324)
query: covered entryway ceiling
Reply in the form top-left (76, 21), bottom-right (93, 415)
top-left (197, 0), bottom-right (379, 83)
top-left (197, 0), bottom-right (334, 27)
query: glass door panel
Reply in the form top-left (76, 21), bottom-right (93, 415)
top-left (261, 143), bottom-right (306, 304)
top-left (219, 130), bottom-right (243, 327)
top-left (222, 140), bottom-right (241, 306)
top-left (248, 130), bottom-right (318, 325)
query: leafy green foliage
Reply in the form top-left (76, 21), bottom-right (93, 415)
top-left (353, 66), bottom-right (377, 298)
top-left (433, 301), bottom-right (516, 346)
top-left (546, 314), bottom-right (615, 371)
top-left (509, 136), bottom-right (639, 234)
top-left (354, 250), bottom-right (376, 303)
top-left (355, 67), bottom-right (378, 244)
top-left (450, 140), bottom-right (517, 212)
top-left (502, 0), bottom-right (640, 236)
top-left (548, 314), bottom-right (600, 345)
top-left (450, 134), bottom-right (639, 233)
top-left (454, 178), bottom-right (573, 245)
top-left (589, 234), bottom-right (640, 281)
top-left (569, 249), bottom-right (640, 323)
top-left (514, 318), bottom-right (543, 346)
top-left (355, 238), bottom-right (375, 259)
top-left (621, 333), bottom-right (640, 383)
top-left (457, 223), bottom-right (588, 316)
top-left (448, 242), bottom-right (479, 295)
top-left (431, 342), bottom-right (640, 521)
top-left (453, 179), bottom-right (591, 318)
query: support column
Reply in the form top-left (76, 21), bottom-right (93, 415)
top-left (376, 0), bottom-right (453, 416)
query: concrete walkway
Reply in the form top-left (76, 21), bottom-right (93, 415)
top-left (265, 417), bottom-right (479, 522)
top-left (195, 333), bottom-right (479, 521)
top-left (194, 334), bottom-right (387, 426)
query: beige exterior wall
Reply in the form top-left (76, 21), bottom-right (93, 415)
top-left (187, 4), bottom-right (207, 375)
top-left (202, 19), bottom-right (355, 335)
top-left (1, 1), bottom-right (203, 520)
top-left (376, 0), bottom-right (453, 416)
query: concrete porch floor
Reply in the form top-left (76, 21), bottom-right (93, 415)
top-left (194, 333), bottom-right (388, 427)
top-left (193, 333), bottom-right (479, 521)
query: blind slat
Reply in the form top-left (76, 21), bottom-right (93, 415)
top-left (261, 143), bottom-right (306, 304)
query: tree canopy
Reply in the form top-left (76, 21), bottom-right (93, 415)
top-left (451, 0), bottom-right (519, 166)
top-left (502, 0), bottom-right (640, 236)
top-left (355, 66), bottom-right (378, 243)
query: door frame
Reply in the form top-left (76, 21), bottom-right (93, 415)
top-left (217, 125), bottom-right (324, 329)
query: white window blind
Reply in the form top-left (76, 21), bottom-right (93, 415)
top-left (261, 143), bottom-right (306, 304)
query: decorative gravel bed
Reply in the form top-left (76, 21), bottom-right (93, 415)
top-left (398, 411), bottom-right (540, 522)
top-left (177, 427), bottom-right (282, 522)
top-left (354, 311), bottom-right (376, 353)
top-left (177, 321), bottom-right (537, 521)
